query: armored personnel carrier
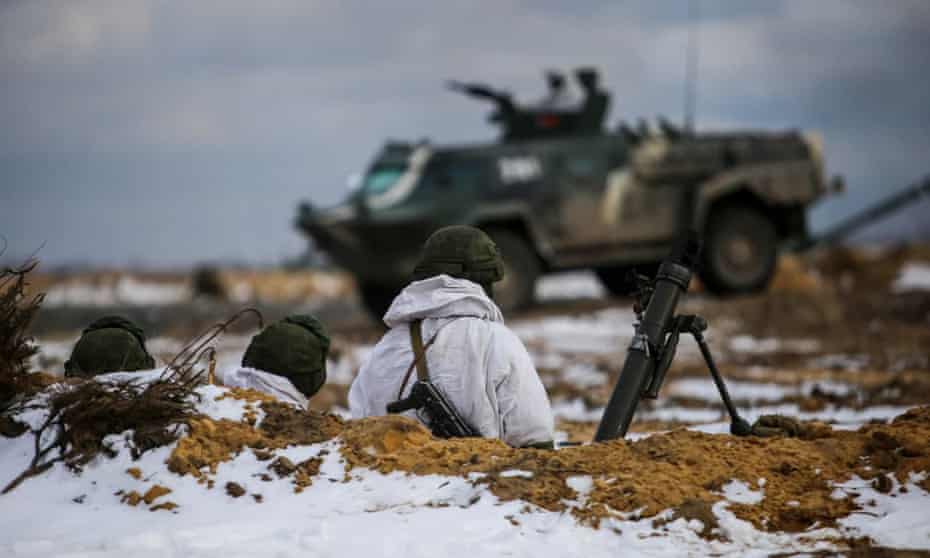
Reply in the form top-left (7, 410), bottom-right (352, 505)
top-left (297, 70), bottom-right (833, 318)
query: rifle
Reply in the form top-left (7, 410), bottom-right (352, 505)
top-left (386, 320), bottom-right (479, 439)
top-left (594, 232), bottom-right (752, 441)
top-left (387, 380), bottom-right (478, 439)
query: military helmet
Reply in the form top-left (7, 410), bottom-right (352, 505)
top-left (412, 225), bottom-right (504, 286)
top-left (64, 315), bottom-right (156, 378)
top-left (241, 314), bottom-right (330, 398)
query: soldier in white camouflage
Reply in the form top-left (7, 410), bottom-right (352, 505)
top-left (219, 314), bottom-right (330, 410)
top-left (349, 226), bottom-right (554, 448)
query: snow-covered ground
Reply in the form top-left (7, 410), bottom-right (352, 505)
top-left (893, 262), bottom-right (930, 292)
top-left (43, 277), bottom-right (190, 307)
top-left (8, 260), bottom-right (930, 556)
top-left (535, 271), bottom-right (606, 301)
top-left (2, 380), bottom-right (927, 557)
top-left (37, 270), bottom-right (353, 308)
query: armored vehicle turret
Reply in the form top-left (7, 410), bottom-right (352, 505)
top-left (297, 71), bottom-right (833, 318)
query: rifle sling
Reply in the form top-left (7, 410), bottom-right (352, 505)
top-left (410, 320), bottom-right (430, 382)
top-left (396, 320), bottom-right (437, 399)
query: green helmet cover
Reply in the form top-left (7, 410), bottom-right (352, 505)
top-left (241, 314), bottom-right (330, 398)
top-left (412, 226), bottom-right (504, 286)
top-left (64, 315), bottom-right (156, 378)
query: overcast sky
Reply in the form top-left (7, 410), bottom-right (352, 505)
top-left (2, 0), bottom-right (929, 267)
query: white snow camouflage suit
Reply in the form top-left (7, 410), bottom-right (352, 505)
top-left (349, 275), bottom-right (554, 447)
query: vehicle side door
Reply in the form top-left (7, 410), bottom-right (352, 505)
top-left (550, 137), bottom-right (614, 249)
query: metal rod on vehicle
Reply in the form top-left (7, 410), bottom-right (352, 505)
top-left (798, 175), bottom-right (930, 251)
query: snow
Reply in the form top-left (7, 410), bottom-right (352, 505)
top-left (43, 277), bottom-right (190, 307)
top-left (667, 377), bottom-right (856, 404)
top-left (707, 501), bottom-right (840, 554)
top-left (327, 344), bottom-right (374, 386)
top-left (728, 335), bottom-right (820, 355)
top-left (553, 398), bottom-right (912, 429)
top-left (565, 475), bottom-right (594, 498)
top-left (512, 308), bottom-right (635, 356)
top-left (893, 262), bottom-right (930, 292)
top-left (643, 406), bottom-right (726, 424)
top-left (535, 271), bottom-right (607, 301)
top-left (11, 282), bottom-right (930, 555)
top-left (32, 331), bottom-right (371, 387)
top-left (721, 479), bottom-right (765, 505)
top-left (550, 398), bottom-right (603, 422)
top-left (691, 404), bottom-right (915, 434)
top-left (192, 385), bottom-right (260, 422)
top-left (834, 474), bottom-right (930, 550)
top-left (669, 378), bottom-right (793, 403)
top-left (6, 375), bottom-right (918, 557)
top-left (2, 381), bottom-right (927, 556)
top-left (559, 362), bottom-right (607, 388)
top-left (500, 469), bottom-right (534, 479)
top-left (808, 353), bottom-right (870, 371)
top-left (0, 412), bottom-right (840, 558)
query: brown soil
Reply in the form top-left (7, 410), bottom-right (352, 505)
top-left (556, 419), bottom-right (702, 443)
top-left (119, 484), bottom-right (176, 511)
top-left (167, 389), bottom-right (342, 488)
top-left (167, 417), bottom-right (275, 478)
top-left (21, 246), bottom-right (930, 543)
top-left (259, 400), bottom-right (343, 444)
top-left (307, 383), bottom-right (350, 413)
top-left (142, 484), bottom-right (172, 504)
top-left (225, 481), bottom-right (246, 498)
top-left (161, 377), bottom-right (929, 535)
top-left (334, 407), bottom-right (930, 532)
top-left (690, 249), bottom-right (930, 372)
top-left (120, 490), bottom-right (143, 506)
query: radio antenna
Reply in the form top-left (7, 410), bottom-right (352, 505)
top-left (684, 0), bottom-right (700, 132)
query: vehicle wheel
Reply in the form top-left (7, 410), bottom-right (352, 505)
top-left (595, 263), bottom-right (659, 297)
top-left (358, 282), bottom-right (398, 321)
top-left (484, 229), bottom-right (540, 312)
top-left (699, 205), bottom-right (777, 294)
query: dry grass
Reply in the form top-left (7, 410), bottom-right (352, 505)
top-left (0, 308), bottom-right (265, 494)
top-left (0, 258), bottom-right (44, 410)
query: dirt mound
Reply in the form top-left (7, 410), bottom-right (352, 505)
top-left (334, 407), bottom-right (930, 532)
top-left (260, 400), bottom-right (344, 444)
top-left (811, 244), bottom-right (930, 294)
top-left (168, 417), bottom-right (279, 479)
top-left (768, 254), bottom-right (823, 294)
top-left (167, 390), bottom-right (342, 484)
top-left (162, 395), bottom-right (929, 533)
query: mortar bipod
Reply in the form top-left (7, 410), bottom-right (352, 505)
top-left (641, 314), bottom-right (752, 436)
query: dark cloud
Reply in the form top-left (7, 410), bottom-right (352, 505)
top-left (1, 0), bottom-right (928, 266)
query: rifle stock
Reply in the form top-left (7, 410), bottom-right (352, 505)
top-left (388, 380), bottom-right (478, 439)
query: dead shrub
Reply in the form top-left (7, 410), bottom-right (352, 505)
top-left (0, 257), bottom-right (44, 411)
top-left (1, 308), bottom-right (263, 494)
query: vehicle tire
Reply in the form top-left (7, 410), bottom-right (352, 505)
top-left (595, 263), bottom-right (659, 297)
top-left (484, 228), bottom-right (540, 312)
top-left (699, 205), bottom-right (778, 294)
top-left (358, 282), bottom-right (398, 321)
